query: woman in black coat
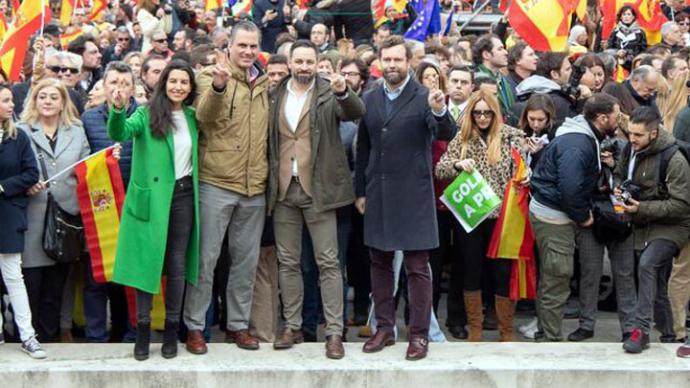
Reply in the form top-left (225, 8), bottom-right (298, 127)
top-left (607, 5), bottom-right (647, 71)
top-left (0, 84), bottom-right (46, 359)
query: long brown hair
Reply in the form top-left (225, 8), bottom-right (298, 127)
top-left (517, 94), bottom-right (556, 137)
top-left (0, 84), bottom-right (16, 139)
top-left (458, 90), bottom-right (503, 165)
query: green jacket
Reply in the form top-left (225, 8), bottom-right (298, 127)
top-left (267, 77), bottom-right (365, 214)
top-left (618, 130), bottom-right (690, 251)
top-left (107, 106), bottom-right (200, 294)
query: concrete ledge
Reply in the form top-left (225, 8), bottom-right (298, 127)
top-left (0, 343), bottom-right (689, 387)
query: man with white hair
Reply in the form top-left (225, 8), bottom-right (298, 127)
top-left (660, 21), bottom-right (685, 51)
top-left (602, 65), bottom-right (660, 116)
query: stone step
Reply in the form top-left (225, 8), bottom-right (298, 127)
top-left (0, 343), bottom-right (688, 387)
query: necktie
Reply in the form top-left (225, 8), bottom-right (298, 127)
top-left (451, 106), bottom-right (460, 122)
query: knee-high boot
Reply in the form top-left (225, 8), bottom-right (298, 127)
top-left (463, 291), bottom-right (483, 342)
top-left (495, 295), bottom-right (516, 342)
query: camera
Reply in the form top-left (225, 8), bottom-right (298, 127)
top-left (620, 180), bottom-right (641, 204)
top-left (600, 137), bottom-right (624, 159)
top-left (562, 64), bottom-right (586, 101)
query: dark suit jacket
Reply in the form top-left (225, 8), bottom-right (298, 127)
top-left (355, 78), bottom-right (456, 251)
top-left (0, 130), bottom-right (39, 253)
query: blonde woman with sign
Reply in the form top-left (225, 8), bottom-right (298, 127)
top-left (435, 90), bottom-right (527, 342)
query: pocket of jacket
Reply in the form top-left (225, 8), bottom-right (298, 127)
top-left (126, 182), bottom-right (151, 221)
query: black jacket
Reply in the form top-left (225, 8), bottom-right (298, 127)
top-left (511, 75), bottom-right (575, 128)
top-left (333, 0), bottom-right (373, 45)
top-left (253, 0), bottom-right (290, 53)
top-left (531, 115), bottom-right (603, 224)
top-left (0, 130), bottom-right (39, 253)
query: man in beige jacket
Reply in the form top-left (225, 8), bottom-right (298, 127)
top-left (184, 21), bottom-right (269, 353)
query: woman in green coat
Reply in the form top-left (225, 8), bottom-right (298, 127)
top-left (108, 60), bottom-right (200, 361)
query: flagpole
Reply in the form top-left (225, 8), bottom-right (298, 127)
top-left (44, 145), bottom-right (117, 185)
top-left (40, 0), bottom-right (45, 35)
top-left (457, 0), bottom-right (492, 34)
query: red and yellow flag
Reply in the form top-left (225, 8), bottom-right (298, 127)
top-left (0, 14), bottom-right (7, 41)
top-left (60, 0), bottom-right (78, 26)
top-left (487, 147), bottom-right (536, 300)
top-left (487, 147), bottom-right (534, 261)
top-left (614, 64), bottom-right (629, 83)
top-left (206, 0), bottom-right (222, 11)
top-left (60, 27), bottom-right (84, 50)
top-left (600, 0), bottom-right (668, 44)
top-left (88, 0), bottom-right (108, 22)
top-left (75, 147), bottom-right (125, 284)
top-left (230, 0), bottom-right (253, 16)
top-left (372, 0), bottom-right (407, 28)
top-left (126, 280), bottom-right (167, 330)
top-left (508, 0), bottom-right (575, 51)
top-left (0, 1), bottom-right (52, 81)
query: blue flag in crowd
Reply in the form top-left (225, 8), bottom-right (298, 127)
top-left (404, 0), bottom-right (442, 42)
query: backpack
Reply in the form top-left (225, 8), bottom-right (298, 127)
top-left (657, 140), bottom-right (690, 197)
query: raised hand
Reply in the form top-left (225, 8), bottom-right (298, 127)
top-left (330, 73), bottom-right (347, 94)
top-left (112, 88), bottom-right (126, 110)
top-left (212, 50), bottom-right (232, 90)
top-left (428, 88), bottom-right (446, 114)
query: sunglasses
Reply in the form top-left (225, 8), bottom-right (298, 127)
top-left (153, 39), bottom-right (167, 44)
top-left (48, 66), bottom-right (79, 75)
top-left (471, 110), bottom-right (495, 119)
top-left (117, 37), bottom-right (130, 42)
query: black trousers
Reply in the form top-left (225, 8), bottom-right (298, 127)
top-left (347, 208), bottom-right (371, 318)
top-left (137, 176), bottom-right (193, 325)
top-left (457, 219), bottom-right (512, 297)
top-left (23, 263), bottom-right (70, 342)
top-left (430, 210), bottom-right (467, 327)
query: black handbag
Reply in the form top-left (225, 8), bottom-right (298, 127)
top-left (591, 199), bottom-right (632, 244)
top-left (36, 148), bottom-right (83, 263)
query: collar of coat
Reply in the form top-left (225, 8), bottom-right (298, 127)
top-left (228, 59), bottom-right (267, 87)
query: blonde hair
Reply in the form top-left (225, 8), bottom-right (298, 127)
top-left (458, 90), bottom-right (503, 165)
top-left (19, 78), bottom-right (82, 128)
top-left (0, 85), bottom-right (16, 139)
top-left (658, 72), bottom-right (689, 130)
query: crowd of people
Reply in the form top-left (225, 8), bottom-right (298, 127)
top-left (2, 0), bottom-right (690, 364)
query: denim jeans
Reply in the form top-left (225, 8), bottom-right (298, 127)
top-left (137, 177), bottom-right (193, 325)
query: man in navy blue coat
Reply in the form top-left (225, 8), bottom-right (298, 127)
top-left (354, 35), bottom-right (456, 361)
top-left (80, 61), bottom-right (137, 343)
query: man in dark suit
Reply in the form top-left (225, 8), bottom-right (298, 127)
top-left (354, 35), bottom-right (456, 361)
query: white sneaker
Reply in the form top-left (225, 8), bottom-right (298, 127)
top-left (21, 336), bottom-right (47, 359)
top-left (519, 317), bottom-right (539, 339)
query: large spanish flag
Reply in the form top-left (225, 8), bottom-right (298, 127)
top-left (509, 254), bottom-right (537, 300)
top-left (0, 1), bottom-right (52, 81)
top-left (75, 147), bottom-right (125, 283)
top-left (508, 0), bottom-right (574, 52)
top-left (600, 0), bottom-right (667, 44)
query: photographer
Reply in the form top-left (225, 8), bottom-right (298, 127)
top-left (567, 132), bottom-right (637, 343)
top-left (529, 93), bottom-right (621, 342)
top-left (512, 52), bottom-right (593, 128)
top-left (617, 107), bottom-right (690, 354)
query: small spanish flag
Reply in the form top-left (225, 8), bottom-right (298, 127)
top-left (126, 280), bottom-right (167, 330)
top-left (61, 27), bottom-right (84, 50)
top-left (75, 147), bottom-right (125, 284)
top-left (487, 147), bottom-right (534, 261)
top-left (0, 0), bottom-right (52, 81)
top-left (487, 147), bottom-right (536, 301)
top-left (614, 64), bottom-right (629, 84)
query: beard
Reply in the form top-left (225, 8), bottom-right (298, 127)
top-left (294, 72), bottom-right (315, 85)
top-left (383, 68), bottom-right (405, 86)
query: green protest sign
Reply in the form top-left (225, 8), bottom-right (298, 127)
top-left (441, 170), bottom-right (501, 233)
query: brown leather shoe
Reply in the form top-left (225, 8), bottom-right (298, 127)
top-left (185, 330), bottom-right (207, 355)
top-left (362, 330), bottom-right (395, 353)
top-left (325, 335), bottom-right (345, 359)
top-left (226, 329), bottom-right (260, 350)
top-left (273, 328), bottom-right (304, 350)
top-left (405, 336), bottom-right (428, 361)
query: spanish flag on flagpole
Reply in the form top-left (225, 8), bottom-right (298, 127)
top-left (75, 147), bottom-right (125, 284)
top-left (507, 0), bottom-right (574, 52)
top-left (60, 27), bottom-right (83, 50)
top-left (487, 147), bottom-right (537, 300)
top-left (60, 0), bottom-right (78, 26)
top-left (0, 0), bottom-right (52, 81)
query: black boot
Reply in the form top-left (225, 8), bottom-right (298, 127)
top-left (161, 320), bottom-right (179, 359)
top-left (134, 323), bottom-right (150, 361)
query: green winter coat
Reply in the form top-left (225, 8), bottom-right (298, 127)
top-left (107, 106), bottom-right (200, 294)
top-left (617, 129), bottom-right (690, 251)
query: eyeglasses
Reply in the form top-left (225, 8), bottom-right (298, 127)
top-left (341, 71), bottom-right (360, 77)
top-left (153, 39), bottom-right (167, 44)
top-left (680, 22), bottom-right (690, 26)
top-left (117, 37), bottom-right (130, 42)
top-left (471, 110), bottom-right (495, 119)
top-left (48, 66), bottom-right (79, 75)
